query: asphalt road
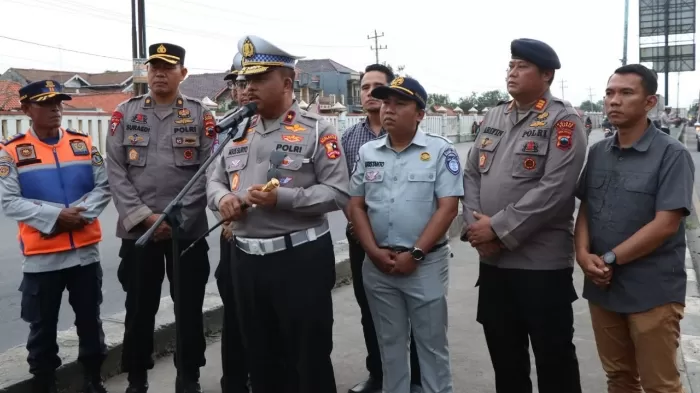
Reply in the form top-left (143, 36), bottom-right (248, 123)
top-left (0, 131), bottom-right (607, 353)
top-left (0, 141), bottom-right (478, 353)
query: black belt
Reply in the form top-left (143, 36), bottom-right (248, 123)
top-left (380, 241), bottom-right (448, 254)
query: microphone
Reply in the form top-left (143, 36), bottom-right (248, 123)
top-left (215, 102), bottom-right (257, 134)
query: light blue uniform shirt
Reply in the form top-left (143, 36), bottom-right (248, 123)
top-left (349, 130), bottom-right (464, 248)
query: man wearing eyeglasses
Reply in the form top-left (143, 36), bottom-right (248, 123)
top-left (208, 52), bottom-right (250, 393)
top-left (207, 35), bottom-right (350, 393)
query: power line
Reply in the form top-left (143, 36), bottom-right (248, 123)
top-left (367, 30), bottom-right (387, 64)
top-left (559, 79), bottom-right (568, 99)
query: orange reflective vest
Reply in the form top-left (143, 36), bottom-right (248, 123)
top-left (4, 129), bottom-right (102, 256)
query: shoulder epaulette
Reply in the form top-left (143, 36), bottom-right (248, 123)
top-left (2, 133), bottom-right (26, 145)
top-left (425, 132), bottom-right (452, 144)
top-left (65, 128), bottom-right (88, 136)
top-left (299, 109), bottom-right (322, 120)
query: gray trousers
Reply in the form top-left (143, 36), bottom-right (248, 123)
top-left (363, 246), bottom-right (453, 393)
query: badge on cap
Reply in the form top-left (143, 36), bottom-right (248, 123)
top-left (242, 38), bottom-right (255, 58)
top-left (157, 44), bottom-right (167, 54)
top-left (391, 77), bottom-right (405, 86)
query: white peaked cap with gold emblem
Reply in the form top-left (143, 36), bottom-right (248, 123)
top-left (237, 35), bottom-right (304, 76)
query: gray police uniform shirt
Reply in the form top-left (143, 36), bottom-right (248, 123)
top-left (106, 94), bottom-right (215, 240)
top-left (207, 101), bottom-right (350, 238)
top-left (576, 124), bottom-right (694, 313)
top-left (206, 106), bottom-right (239, 224)
top-left (0, 128), bottom-right (111, 273)
top-left (349, 130), bottom-right (464, 248)
top-left (463, 91), bottom-right (587, 270)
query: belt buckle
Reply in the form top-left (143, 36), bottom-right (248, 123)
top-left (248, 239), bottom-right (264, 255)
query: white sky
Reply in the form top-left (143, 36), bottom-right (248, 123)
top-left (1, 0), bottom-right (698, 107)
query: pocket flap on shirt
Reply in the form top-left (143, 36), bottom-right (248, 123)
top-left (408, 171), bottom-right (436, 182)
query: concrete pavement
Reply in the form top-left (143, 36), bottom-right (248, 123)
top-left (101, 237), bottom-right (611, 393)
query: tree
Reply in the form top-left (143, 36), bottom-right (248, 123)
top-left (579, 100), bottom-right (603, 112)
top-left (476, 90), bottom-right (510, 109)
top-left (427, 94), bottom-right (452, 108)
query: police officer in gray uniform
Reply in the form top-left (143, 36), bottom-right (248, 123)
top-left (210, 52), bottom-right (249, 393)
top-left (106, 43), bottom-right (214, 393)
top-left (207, 35), bottom-right (349, 393)
top-left (462, 38), bottom-right (586, 393)
top-left (349, 76), bottom-right (463, 393)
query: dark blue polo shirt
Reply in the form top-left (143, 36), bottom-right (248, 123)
top-left (576, 123), bottom-right (694, 313)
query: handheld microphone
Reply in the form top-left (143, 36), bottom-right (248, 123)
top-left (215, 102), bottom-right (257, 134)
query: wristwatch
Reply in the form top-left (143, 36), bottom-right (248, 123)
top-left (410, 247), bottom-right (426, 262)
top-left (602, 251), bottom-right (617, 266)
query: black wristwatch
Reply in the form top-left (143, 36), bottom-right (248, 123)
top-left (602, 251), bottom-right (617, 266)
top-left (410, 247), bottom-right (426, 262)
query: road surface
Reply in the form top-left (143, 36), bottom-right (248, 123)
top-left (0, 141), bottom-right (481, 353)
top-left (0, 129), bottom-right (610, 353)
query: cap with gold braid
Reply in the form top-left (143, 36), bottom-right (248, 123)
top-left (18, 80), bottom-right (72, 103)
top-left (237, 35), bottom-right (304, 76)
top-left (146, 43), bottom-right (186, 65)
top-left (370, 76), bottom-right (428, 110)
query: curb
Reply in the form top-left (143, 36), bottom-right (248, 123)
top-left (0, 214), bottom-right (465, 393)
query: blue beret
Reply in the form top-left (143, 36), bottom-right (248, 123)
top-left (19, 80), bottom-right (71, 103)
top-left (511, 38), bottom-right (561, 70)
top-left (371, 76), bottom-right (428, 110)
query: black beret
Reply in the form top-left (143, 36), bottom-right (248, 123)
top-left (511, 38), bottom-right (561, 70)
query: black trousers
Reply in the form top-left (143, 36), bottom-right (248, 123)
top-left (117, 238), bottom-right (210, 378)
top-left (346, 230), bottom-right (422, 385)
top-left (231, 232), bottom-right (336, 393)
top-left (215, 232), bottom-right (249, 393)
top-left (19, 263), bottom-right (107, 377)
top-left (476, 263), bottom-right (582, 393)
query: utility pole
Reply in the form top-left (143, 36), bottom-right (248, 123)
top-left (587, 87), bottom-right (596, 111)
top-left (367, 30), bottom-right (387, 64)
top-left (559, 79), bottom-right (568, 98)
top-left (131, 0), bottom-right (148, 96)
top-left (622, 0), bottom-right (629, 65)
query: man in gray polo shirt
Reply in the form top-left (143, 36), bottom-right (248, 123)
top-left (575, 63), bottom-right (694, 393)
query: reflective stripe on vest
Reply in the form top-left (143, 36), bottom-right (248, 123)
top-left (6, 130), bottom-right (102, 256)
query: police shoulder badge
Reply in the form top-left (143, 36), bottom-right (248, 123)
top-left (555, 120), bottom-right (575, 151)
top-left (319, 134), bottom-right (340, 159)
top-left (0, 163), bottom-right (10, 178)
top-left (91, 146), bottom-right (104, 166)
top-left (203, 112), bottom-right (216, 139)
top-left (444, 152), bottom-right (460, 175)
top-left (69, 139), bottom-right (90, 156)
top-left (110, 111), bottom-right (123, 136)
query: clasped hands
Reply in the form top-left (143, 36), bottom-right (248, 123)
top-left (463, 211), bottom-right (505, 258)
top-left (218, 184), bottom-right (278, 222)
top-left (367, 247), bottom-right (418, 276)
top-left (577, 252), bottom-right (612, 288)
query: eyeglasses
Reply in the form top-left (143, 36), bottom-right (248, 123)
top-left (267, 150), bottom-right (286, 181)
